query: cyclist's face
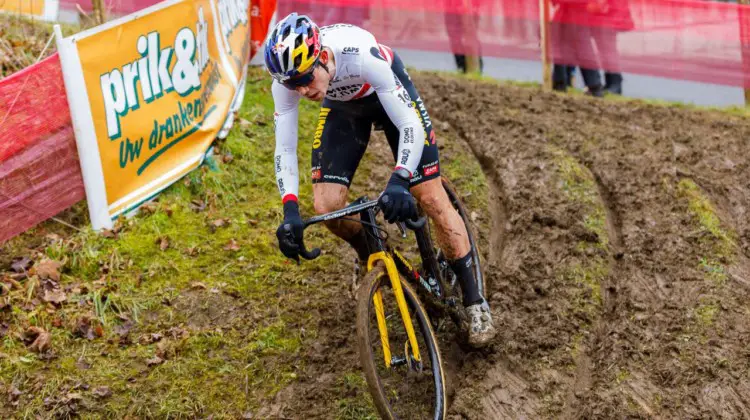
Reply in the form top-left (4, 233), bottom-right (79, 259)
top-left (295, 65), bottom-right (330, 101)
top-left (294, 50), bottom-right (333, 102)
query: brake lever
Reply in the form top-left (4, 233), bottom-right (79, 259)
top-left (397, 222), bottom-right (407, 238)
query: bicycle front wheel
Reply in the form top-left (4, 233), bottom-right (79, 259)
top-left (356, 261), bottom-right (447, 420)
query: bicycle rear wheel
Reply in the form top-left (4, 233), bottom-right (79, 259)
top-left (356, 261), bottom-right (447, 420)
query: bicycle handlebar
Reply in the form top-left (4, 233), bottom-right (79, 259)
top-left (297, 199), bottom-right (427, 262)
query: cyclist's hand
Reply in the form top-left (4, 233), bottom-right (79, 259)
top-left (378, 169), bottom-right (417, 224)
top-left (276, 201), bottom-right (305, 261)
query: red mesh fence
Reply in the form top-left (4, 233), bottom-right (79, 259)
top-left (0, 54), bottom-right (84, 243)
top-left (3, 0), bottom-right (750, 242)
top-left (280, 0), bottom-right (750, 88)
top-left (59, 0), bottom-right (157, 14)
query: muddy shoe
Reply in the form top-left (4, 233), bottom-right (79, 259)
top-left (466, 302), bottom-right (496, 347)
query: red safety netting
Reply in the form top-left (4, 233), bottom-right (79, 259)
top-left (0, 54), bottom-right (84, 242)
top-left (279, 0), bottom-right (750, 88)
top-left (59, 0), bottom-right (157, 14)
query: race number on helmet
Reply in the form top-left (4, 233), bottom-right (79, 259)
top-left (264, 13), bottom-right (321, 83)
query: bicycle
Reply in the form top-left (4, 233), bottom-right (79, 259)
top-left (289, 176), bottom-right (485, 420)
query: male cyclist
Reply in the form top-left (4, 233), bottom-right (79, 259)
top-left (265, 13), bottom-right (496, 346)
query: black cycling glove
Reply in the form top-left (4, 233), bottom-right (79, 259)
top-left (378, 169), bottom-right (418, 223)
top-left (276, 201), bottom-right (305, 261)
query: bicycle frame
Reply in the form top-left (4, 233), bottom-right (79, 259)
top-left (303, 196), bottom-right (451, 370)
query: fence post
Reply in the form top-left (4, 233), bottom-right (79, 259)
top-left (92, 0), bottom-right (105, 24)
top-left (540, 0), bottom-right (552, 89)
top-left (740, 0), bottom-right (750, 105)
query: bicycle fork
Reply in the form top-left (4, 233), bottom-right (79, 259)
top-left (367, 251), bottom-right (422, 369)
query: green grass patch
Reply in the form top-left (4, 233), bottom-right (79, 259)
top-left (676, 178), bottom-right (737, 262)
top-left (550, 146), bottom-right (610, 319)
top-left (0, 68), bottom-right (332, 418)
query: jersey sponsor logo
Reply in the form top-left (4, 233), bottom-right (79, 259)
top-left (277, 178), bottom-right (286, 195)
top-left (370, 46), bottom-right (386, 61)
top-left (311, 168), bottom-right (321, 180)
top-left (323, 174), bottom-right (350, 183)
top-left (403, 127), bottom-right (414, 144)
top-left (275, 155), bottom-right (281, 173)
top-left (342, 47), bottom-right (359, 55)
top-left (400, 149), bottom-right (410, 165)
top-left (415, 98), bottom-right (432, 129)
top-left (313, 107), bottom-right (330, 149)
top-left (424, 162), bottom-right (439, 176)
top-left (327, 84), bottom-right (364, 99)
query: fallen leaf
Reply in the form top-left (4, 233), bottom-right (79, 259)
top-left (93, 386), bottom-right (112, 398)
top-left (185, 246), bottom-right (200, 256)
top-left (43, 288), bottom-right (67, 304)
top-left (191, 282), bottom-right (207, 289)
top-left (9, 386), bottom-right (22, 401)
top-left (156, 236), bottom-right (170, 251)
top-left (45, 233), bottom-right (62, 242)
top-left (209, 218), bottom-right (230, 232)
top-left (73, 317), bottom-right (101, 340)
top-left (76, 358), bottom-right (91, 370)
top-left (248, 219), bottom-right (259, 226)
top-left (189, 200), bottom-right (206, 212)
top-left (224, 239), bottom-right (240, 252)
top-left (242, 412), bottom-right (253, 419)
top-left (113, 322), bottom-right (133, 338)
top-left (165, 208), bottom-right (174, 217)
top-left (140, 202), bottom-right (158, 215)
top-left (470, 211), bottom-right (479, 222)
top-left (146, 356), bottom-right (164, 366)
top-left (35, 259), bottom-right (62, 281)
top-left (11, 257), bottom-right (33, 273)
top-left (100, 229), bottom-right (117, 239)
top-left (222, 152), bottom-right (234, 163)
top-left (25, 327), bottom-right (51, 353)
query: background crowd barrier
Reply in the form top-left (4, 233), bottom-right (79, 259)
top-left (3, 0), bottom-right (750, 242)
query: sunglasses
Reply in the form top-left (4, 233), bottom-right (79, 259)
top-left (282, 62), bottom-right (318, 90)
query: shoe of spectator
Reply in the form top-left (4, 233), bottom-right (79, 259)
top-left (605, 73), bottom-right (623, 95)
top-left (586, 85), bottom-right (605, 97)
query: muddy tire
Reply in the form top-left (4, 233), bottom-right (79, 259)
top-left (356, 261), bottom-right (447, 420)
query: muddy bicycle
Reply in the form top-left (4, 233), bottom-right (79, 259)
top-left (289, 177), bottom-right (485, 420)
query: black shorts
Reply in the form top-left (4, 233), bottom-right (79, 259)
top-left (311, 52), bottom-right (440, 188)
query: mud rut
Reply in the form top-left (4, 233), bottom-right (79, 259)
top-left (281, 74), bottom-right (750, 419)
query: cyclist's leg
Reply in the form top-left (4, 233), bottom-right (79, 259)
top-left (384, 51), bottom-right (495, 345)
top-left (311, 101), bottom-right (372, 261)
top-left (383, 51), bottom-right (476, 297)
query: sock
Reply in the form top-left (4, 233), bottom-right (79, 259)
top-left (344, 228), bottom-right (370, 262)
top-left (449, 251), bottom-right (483, 307)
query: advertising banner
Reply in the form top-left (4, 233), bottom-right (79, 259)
top-left (0, 0), bottom-right (59, 20)
top-left (55, 0), bottom-right (249, 230)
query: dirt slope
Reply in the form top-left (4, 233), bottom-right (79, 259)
top-left (413, 73), bottom-right (750, 419)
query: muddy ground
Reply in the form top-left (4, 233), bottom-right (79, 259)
top-left (283, 74), bottom-right (750, 419)
top-left (5, 71), bottom-right (750, 419)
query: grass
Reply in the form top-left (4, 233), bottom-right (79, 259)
top-left (0, 67), bottom-right (333, 418)
top-left (550, 146), bottom-right (610, 318)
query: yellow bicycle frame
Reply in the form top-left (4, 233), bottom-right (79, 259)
top-left (367, 251), bottom-right (422, 368)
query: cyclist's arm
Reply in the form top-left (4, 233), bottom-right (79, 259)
top-left (272, 81), bottom-right (302, 203)
top-left (362, 51), bottom-right (425, 177)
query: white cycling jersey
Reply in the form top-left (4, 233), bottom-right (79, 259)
top-left (272, 24), bottom-right (426, 202)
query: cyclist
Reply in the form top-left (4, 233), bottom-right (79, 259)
top-left (265, 13), bottom-right (496, 347)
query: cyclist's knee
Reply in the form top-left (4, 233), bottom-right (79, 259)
top-left (313, 183), bottom-right (348, 215)
top-left (412, 178), bottom-right (445, 214)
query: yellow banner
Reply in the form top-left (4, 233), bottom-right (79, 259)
top-left (57, 0), bottom-right (249, 227)
top-left (0, 0), bottom-right (56, 19)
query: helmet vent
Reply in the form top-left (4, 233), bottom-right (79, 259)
top-left (294, 34), bottom-right (302, 49)
top-left (282, 25), bottom-right (291, 39)
top-left (294, 53), bottom-right (302, 69)
top-left (282, 48), bottom-right (290, 70)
